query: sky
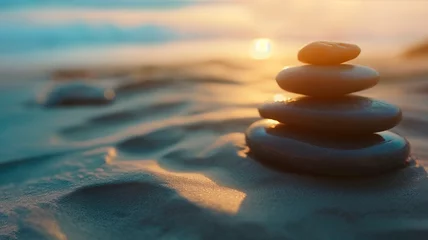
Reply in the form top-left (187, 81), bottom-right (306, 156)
top-left (0, 0), bottom-right (428, 68)
top-left (0, 0), bottom-right (206, 9)
top-left (1, 0), bottom-right (427, 42)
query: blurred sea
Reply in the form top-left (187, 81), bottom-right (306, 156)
top-left (1, 0), bottom-right (428, 71)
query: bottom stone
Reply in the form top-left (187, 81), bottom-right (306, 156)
top-left (245, 119), bottom-right (410, 176)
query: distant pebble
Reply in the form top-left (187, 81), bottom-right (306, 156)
top-left (40, 82), bottom-right (116, 107)
top-left (276, 64), bottom-right (379, 97)
top-left (298, 41), bottom-right (361, 65)
top-left (246, 119), bottom-right (410, 176)
top-left (259, 95), bottom-right (402, 133)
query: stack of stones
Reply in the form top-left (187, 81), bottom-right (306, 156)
top-left (245, 41), bottom-right (411, 176)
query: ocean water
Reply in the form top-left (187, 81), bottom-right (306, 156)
top-left (2, 1), bottom-right (428, 240)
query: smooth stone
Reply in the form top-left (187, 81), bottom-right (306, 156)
top-left (40, 82), bottom-right (116, 107)
top-left (259, 95), bottom-right (402, 133)
top-left (245, 119), bottom-right (410, 176)
top-left (298, 41), bottom-right (361, 65)
top-left (276, 64), bottom-right (379, 97)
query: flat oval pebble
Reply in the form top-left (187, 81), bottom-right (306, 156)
top-left (259, 95), bottom-right (402, 134)
top-left (298, 41), bottom-right (361, 65)
top-left (276, 64), bottom-right (379, 97)
top-left (245, 119), bottom-right (410, 176)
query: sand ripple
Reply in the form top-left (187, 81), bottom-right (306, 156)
top-left (2, 62), bottom-right (428, 239)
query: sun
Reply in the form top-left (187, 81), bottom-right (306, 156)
top-left (250, 38), bottom-right (273, 60)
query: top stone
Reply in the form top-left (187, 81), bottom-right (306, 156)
top-left (298, 41), bottom-right (361, 65)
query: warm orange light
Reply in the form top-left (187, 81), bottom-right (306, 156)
top-left (250, 38), bottom-right (272, 59)
top-left (273, 94), bottom-right (285, 102)
top-left (114, 160), bottom-right (246, 214)
top-left (105, 147), bottom-right (117, 164)
top-left (274, 94), bottom-right (297, 103)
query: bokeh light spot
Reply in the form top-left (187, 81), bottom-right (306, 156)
top-left (250, 38), bottom-right (272, 59)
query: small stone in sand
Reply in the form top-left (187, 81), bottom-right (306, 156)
top-left (245, 119), bottom-right (410, 176)
top-left (259, 95), bottom-right (402, 134)
top-left (41, 82), bottom-right (116, 107)
top-left (298, 41), bottom-right (361, 65)
top-left (276, 64), bottom-right (379, 97)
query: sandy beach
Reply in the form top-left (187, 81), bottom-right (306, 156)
top-left (1, 54), bottom-right (428, 239)
top-left (2, 1), bottom-right (428, 239)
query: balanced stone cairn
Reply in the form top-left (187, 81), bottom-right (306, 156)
top-left (246, 41), bottom-right (411, 176)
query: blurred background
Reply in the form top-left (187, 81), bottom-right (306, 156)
top-left (1, 0), bottom-right (428, 72)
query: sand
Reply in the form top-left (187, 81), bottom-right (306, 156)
top-left (1, 59), bottom-right (428, 240)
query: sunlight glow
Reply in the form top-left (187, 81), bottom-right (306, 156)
top-left (250, 38), bottom-right (272, 59)
top-left (274, 94), bottom-right (285, 102)
top-left (274, 94), bottom-right (297, 103)
top-left (266, 119), bottom-right (280, 126)
top-left (27, 209), bottom-right (68, 240)
top-left (114, 160), bottom-right (246, 214)
top-left (105, 147), bottom-right (117, 164)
